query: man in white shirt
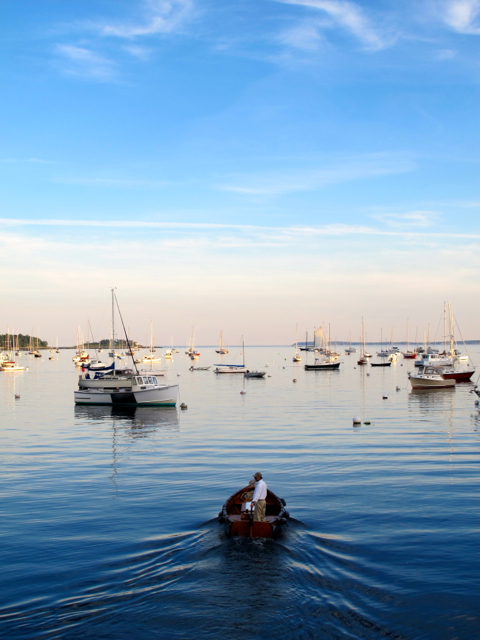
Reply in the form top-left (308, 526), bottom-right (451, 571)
top-left (251, 472), bottom-right (267, 522)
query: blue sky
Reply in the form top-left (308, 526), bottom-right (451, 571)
top-left (1, 0), bottom-right (479, 344)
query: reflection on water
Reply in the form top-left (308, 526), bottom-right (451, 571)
top-left (408, 387), bottom-right (456, 414)
top-left (74, 404), bottom-right (180, 433)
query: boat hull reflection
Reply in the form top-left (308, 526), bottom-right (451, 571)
top-left (74, 404), bottom-right (180, 431)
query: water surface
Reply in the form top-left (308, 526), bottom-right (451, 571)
top-left (1, 346), bottom-right (479, 638)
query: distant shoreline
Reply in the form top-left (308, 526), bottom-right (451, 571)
top-left (18, 341), bottom-right (480, 350)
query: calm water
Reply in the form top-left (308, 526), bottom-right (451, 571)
top-left (1, 346), bottom-right (479, 639)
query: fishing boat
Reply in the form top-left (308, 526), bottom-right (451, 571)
top-left (74, 290), bottom-right (178, 406)
top-left (218, 485), bottom-right (289, 538)
top-left (215, 331), bottom-right (229, 355)
top-left (75, 373), bottom-right (178, 405)
top-left (408, 366), bottom-right (456, 389)
top-left (305, 357), bottom-right (341, 371)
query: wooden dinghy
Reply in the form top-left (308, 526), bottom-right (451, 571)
top-left (218, 486), bottom-right (289, 538)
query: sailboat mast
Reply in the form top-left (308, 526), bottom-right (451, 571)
top-left (111, 288), bottom-right (116, 372)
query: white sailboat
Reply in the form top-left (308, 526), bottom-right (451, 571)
top-left (215, 331), bottom-right (229, 355)
top-left (293, 324), bottom-right (301, 362)
top-left (214, 338), bottom-right (246, 374)
top-left (142, 320), bottom-right (162, 363)
top-left (345, 332), bottom-right (357, 354)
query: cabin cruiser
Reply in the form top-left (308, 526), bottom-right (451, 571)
top-left (415, 352), bottom-right (452, 368)
top-left (408, 366), bottom-right (455, 389)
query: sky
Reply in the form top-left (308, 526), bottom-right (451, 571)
top-left (1, 0), bottom-right (479, 345)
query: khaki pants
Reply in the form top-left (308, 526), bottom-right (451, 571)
top-left (253, 499), bottom-right (266, 522)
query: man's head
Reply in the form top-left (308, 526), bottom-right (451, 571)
top-left (254, 472), bottom-right (262, 481)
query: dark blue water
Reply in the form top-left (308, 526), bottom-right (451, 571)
top-left (1, 347), bottom-right (479, 639)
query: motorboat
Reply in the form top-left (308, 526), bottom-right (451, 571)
top-left (436, 365), bottom-right (475, 382)
top-left (305, 357), bottom-right (341, 371)
top-left (408, 366), bottom-right (456, 389)
top-left (244, 370), bottom-right (266, 378)
top-left (189, 365), bottom-right (211, 371)
top-left (402, 351), bottom-right (417, 359)
top-left (218, 485), bottom-right (289, 538)
top-left (415, 352), bottom-right (452, 368)
top-left (370, 361), bottom-right (391, 367)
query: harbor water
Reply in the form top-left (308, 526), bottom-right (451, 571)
top-left (1, 347), bottom-right (479, 639)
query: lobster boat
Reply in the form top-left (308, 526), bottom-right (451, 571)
top-left (218, 485), bottom-right (289, 538)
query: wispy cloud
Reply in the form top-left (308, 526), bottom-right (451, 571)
top-left (96, 0), bottom-right (194, 38)
top-left (372, 211), bottom-right (440, 228)
top-left (278, 23), bottom-right (324, 51)
top-left (442, 0), bottom-right (480, 34)
top-left (51, 176), bottom-right (170, 188)
top-left (275, 0), bottom-right (393, 51)
top-left (435, 48), bottom-right (458, 59)
top-left (54, 44), bottom-right (115, 79)
top-left (1, 218), bottom-right (479, 241)
top-left (217, 154), bottom-right (416, 196)
top-left (123, 44), bottom-right (152, 60)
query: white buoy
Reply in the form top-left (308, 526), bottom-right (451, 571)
top-left (177, 373), bottom-right (181, 376)
top-left (396, 386), bottom-right (400, 391)
top-left (240, 389), bottom-right (246, 395)
top-left (15, 394), bottom-right (20, 399)
top-left (353, 416), bottom-right (361, 424)
top-left (180, 402), bottom-right (187, 409)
